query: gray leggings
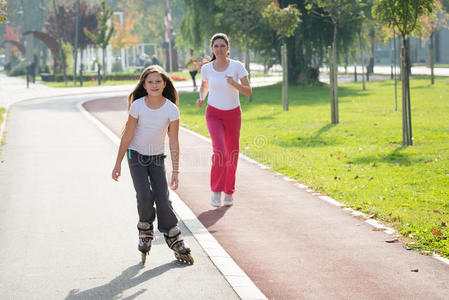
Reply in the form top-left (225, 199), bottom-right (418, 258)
top-left (127, 149), bottom-right (178, 234)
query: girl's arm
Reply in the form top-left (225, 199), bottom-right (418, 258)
top-left (196, 80), bottom-right (209, 107)
top-left (226, 75), bottom-right (252, 96)
top-left (112, 115), bottom-right (137, 181)
top-left (167, 119), bottom-right (180, 190)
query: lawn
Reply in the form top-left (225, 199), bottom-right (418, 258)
top-left (178, 78), bottom-right (449, 258)
top-left (37, 71), bottom-right (191, 88)
top-left (37, 71), bottom-right (275, 88)
top-left (0, 107), bottom-right (5, 142)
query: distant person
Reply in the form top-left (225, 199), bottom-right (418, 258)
top-left (196, 33), bottom-right (252, 207)
top-left (185, 48), bottom-right (199, 91)
top-left (151, 55), bottom-right (161, 66)
top-left (112, 65), bottom-right (194, 265)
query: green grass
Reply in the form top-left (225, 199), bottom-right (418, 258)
top-left (38, 71), bottom-right (192, 88)
top-left (0, 107), bottom-right (5, 143)
top-left (39, 78), bottom-right (138, 88)
top-left (413, 63), bottom-right (449, 68)
top-left (178, 78), bottom-right (449, 258)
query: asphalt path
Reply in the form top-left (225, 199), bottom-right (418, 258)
top-left (0, 93), bottom-right (240, 300)
top-left (85, 96), bottom-right (449, 299)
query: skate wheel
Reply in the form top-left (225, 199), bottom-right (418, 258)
top-left (141, 252), bottom-right (147, 265)
top-left (174, 252), bottom-right (194, 265)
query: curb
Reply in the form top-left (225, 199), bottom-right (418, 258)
top-left (76, 98), bottom-right (267, 300)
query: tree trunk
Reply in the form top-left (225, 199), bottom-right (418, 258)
top-left (244, 37), bottom-right (252, 102)
top-left (367, 27), bottom-right (375, 74)
top-left (430, 31), bottom-right (435, 85)
top-left (80, 50), bottom-right (84, 86)
top-left (52, 0), bottom-right (67, 85)
top-left (401, 38), bottom-right (412, 146)
top-left (102, 47), bottom-right (106, 82)
top-left (358, 31), bottom-right (366, 91)
top-left (331, 23), bottom-right (339, 124)
top-left (73, 0), bottom-right (80, 86)
top-left (393, 28), bottom-right (398, 112)
top-left (282, 42), bottom-right (288, 111)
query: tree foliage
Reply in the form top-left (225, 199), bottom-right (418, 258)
top-left (84, 0), bottom-right (114, 52)
top-left (262, 3), bottom-right (302, 39)
top-left (373, 0), bottom-right (434, 39)
top-left (110, 14), bottom-right (141, 51)
top-left (45, 1), bottom-right (99, 51)
top-left (0, 0), bottom-right (8, 24)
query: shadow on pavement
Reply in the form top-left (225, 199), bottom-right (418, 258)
top-left (65, 262), bottom-right (189, 300)
top-left (197, 206), bottom-right (230, 229)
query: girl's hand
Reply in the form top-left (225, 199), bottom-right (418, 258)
top-left (170, 172), bottom-right (179, 190)
top-left (112, 165), bottom-right (121, 181)
top-left (196, 99), bottom-right (204, 107)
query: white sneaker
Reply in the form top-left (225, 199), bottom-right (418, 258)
top-left (211, 192), bottom-right (221, 207)
top-left (223, 193), bottom-right (233, 207)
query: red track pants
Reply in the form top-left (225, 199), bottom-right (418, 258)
top-left (205, 105), bottom-right (241, 195)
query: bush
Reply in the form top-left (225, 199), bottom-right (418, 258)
top-left (111, 60), bottom-right (123, 73)
top-left (8, 65), bottom-right (26, 76)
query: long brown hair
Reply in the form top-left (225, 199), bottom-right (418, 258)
top-left (210, 33), bottom-right (230, 62)
top-left (127, 65), bottom-right (179, 111)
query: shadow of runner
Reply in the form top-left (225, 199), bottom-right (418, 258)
top-left (65, 262), bottom-right (189, 300)
top-left (197, 206), bottom-right (230, 229)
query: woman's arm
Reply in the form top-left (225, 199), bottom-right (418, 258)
top-left (167, 119), bottom-right (180, 190)
top-left (196, 80), bottom-right (209, 107)
top-left (112, 115), bottom-right (137, 181)
top-left (226, 75), bottom-right (252, 96)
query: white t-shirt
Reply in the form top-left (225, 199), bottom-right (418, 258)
top-left (128, 97), bottom-right (179, 155)
top-left (201, 59), bottom-right (249, 110)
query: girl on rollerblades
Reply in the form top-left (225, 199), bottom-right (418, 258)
top-left (112, 65), bottom-right (193, 265)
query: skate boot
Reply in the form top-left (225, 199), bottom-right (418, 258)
top-left (164, 226), bottom-right (194, 265)
top-left (137, 222), bottom-right (154, 265)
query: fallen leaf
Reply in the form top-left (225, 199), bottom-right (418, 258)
top-left (431, 228), bottom-right (442, 239)
top-left (385, 238), bottom-right (399, 243)
top-left (433, 210), bottom-right (442, 214)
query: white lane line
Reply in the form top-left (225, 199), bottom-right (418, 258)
top-left (77, 98), bottom-right (267, 300)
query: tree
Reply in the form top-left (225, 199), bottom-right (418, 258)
top-left (84, 0), bottom-right (114, 80)
top-left (110, 14), bottom-right (141, 51)
top-left (308, 0), bottom-right (366, 124)
top-left (419, 0), bottom-right (448, 84)
top-left (0, 0), bottom-right (8, 24)
top-left (215, 0), bottom-right (272, 102)
top-left (180, 0), bottom-right (220, 50)
top-left (374, 0), bottom-right (434, 146)
top-left (262, 2), bottom-right (301, 111)
top-left (3, 25), bottom-right (21, 57)
top-left (45, 1), bottom-right (99, 82)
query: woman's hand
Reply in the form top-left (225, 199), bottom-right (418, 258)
top-left (112, 164), bottom-right (121, 181)
top-left (170, 172), bottom-right (179, 190)
top-left (196, 98), bottom-right (204, 107)
top-left (225, 75), bottom-right (237, 87)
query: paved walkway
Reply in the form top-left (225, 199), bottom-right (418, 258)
top-left (1, 75), bottom-right (449, 299)
top-left (87, 96), bottom-right (449, 299)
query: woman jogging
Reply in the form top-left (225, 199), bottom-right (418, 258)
top-left (196, 33), bottom-right (252, 207)
top-left (112, 65), bottom-right (193, 265)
